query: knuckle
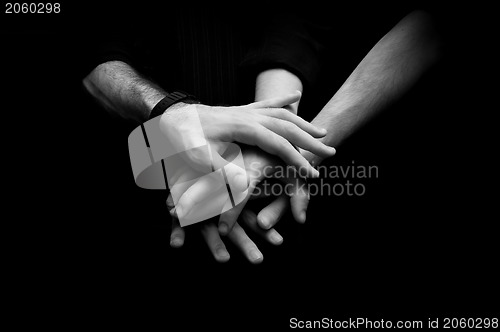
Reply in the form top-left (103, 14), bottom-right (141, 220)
top-left (200, 223), bottom-right (215, 236)
top-left (263, 116), bottom-right (277, 129)
top-left (282, 122), bottom-right (298, 136)
top-left (266, 208), bottom-right (281, 222)
top-left (241, 238), bottom-right (256, 251)
top-left (222, 216), bottom-right (237, 228)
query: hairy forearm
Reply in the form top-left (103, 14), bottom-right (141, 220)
top-left (304, 11), bottom-right (441, 165)
top-left (255, 68), bottom-right (303, 114)
top-left (82, 61), bottom-right (166, 122)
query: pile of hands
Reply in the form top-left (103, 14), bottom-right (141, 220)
top-left (161, 91), bottom-right (335, 263)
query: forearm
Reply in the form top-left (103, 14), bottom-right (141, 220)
top-left (82, 61), bottom-right (166, 122)
top-left (304, 11), bottom-right (441, 165)
top-left (254, 68), bottom-right (303, 114)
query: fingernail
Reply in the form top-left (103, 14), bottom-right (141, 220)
top-left (329, 146), bottom-right (336, 154)
top-left (216, 248), bottom-right (230, 261)
top-left (300, 211), bottom-right (307, 223)
top-left (270, 231), bottom-right (283, 244)
top-left (219, 222), bottom-right (229, 235)
top-left (249, 250), bottom-right (263, 262)
top-left (170, 238), bottom-right (183, 248)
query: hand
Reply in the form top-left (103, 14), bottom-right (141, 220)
top-left (161, 92), bottom-right (335, 225)
top-left (176, 146), bottom-right (313, 235)
top-left (219, 148), bottom-right (312, 233)
top-left (166, 146), bottom-right (310, 263)
top-left (248, 147), bottom-right (319, 231)
top-left (167, 196), bottom-right (283, 264)
top-left (159, 91), bottom-right (335, 181)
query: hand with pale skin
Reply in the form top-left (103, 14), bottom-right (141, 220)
top-left (168, 92), bottom-right (336, 224)
top-left (160, 91), bottom-right (334, 184)
top-left (242, 149), bottom-right (312, 231)
top-left (215, 147), bottom-right (312, 233)
top-left (167, 70), bottom-right (318, 262)
top-left (168, 146), bottom-right (312, 263)
top-left (167, 188), bottom-right (284, 264)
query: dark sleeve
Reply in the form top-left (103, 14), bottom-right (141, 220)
top-left (240, 11), bottom-right (330, 89)
top-left (93, 36), bottom-right (136, 67)
top-left (77, 4), bottom-right (153, 79)
top-left (78, 33), bottom-right (137, 79)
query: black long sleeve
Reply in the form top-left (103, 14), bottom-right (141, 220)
top-left (81, 6), bottom-right (326, 106)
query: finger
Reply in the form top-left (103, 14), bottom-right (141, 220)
top-left (286, 178), bottom-right (310, 224)
top-left (217, 153), bottom-right (263, 235)
top-left (255, 108), bottom-right (327, 138)
top-left (200, 223), bottom-right (230, 263)
top-left (241, 209), bottom-right (283, 245)
top-left (166, 193), bottom-right (175, 211)
top-left (233, 125), bottom-right (320, 178)
top-left (227, 222), bottom-right (263, 264)
top-left (166, 193), bottom-right (179, 218)
top-left (256, 130), bottom-right (318, 178)
top-left (256, 195), bottom-right (289, 230)
top-left (166, 196), bottom-right (185, 247)
top-left (170, 216), bottom-right (185, 248)
top-left (218, 189), bottom-right (252, 236)
top-left (249, 91), bottom-right (301, 109)
top-left (263, 117), bottom-right (336, 158)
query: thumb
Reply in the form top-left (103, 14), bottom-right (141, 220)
top-left (285, 176), bottom-right (310, 224)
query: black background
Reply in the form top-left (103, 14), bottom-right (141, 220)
top-left (2, 1), bottom-right (497, 329)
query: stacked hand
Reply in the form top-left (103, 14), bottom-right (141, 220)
top-left (168, 147), bottom-right (314, 263)
top-left (159, 91), bottom-right (332, 182)
top-left (165, 92), bottom-right (334, 263)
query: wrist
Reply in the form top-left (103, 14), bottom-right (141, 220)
top-left (148, 91), bottom-right (200, 120)
top-left (142, 90), bottom-right (166, 114)
top-left (255, 68), bottom-right (303, 114)
top-left (164, 101), bottom-right (195, 112)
